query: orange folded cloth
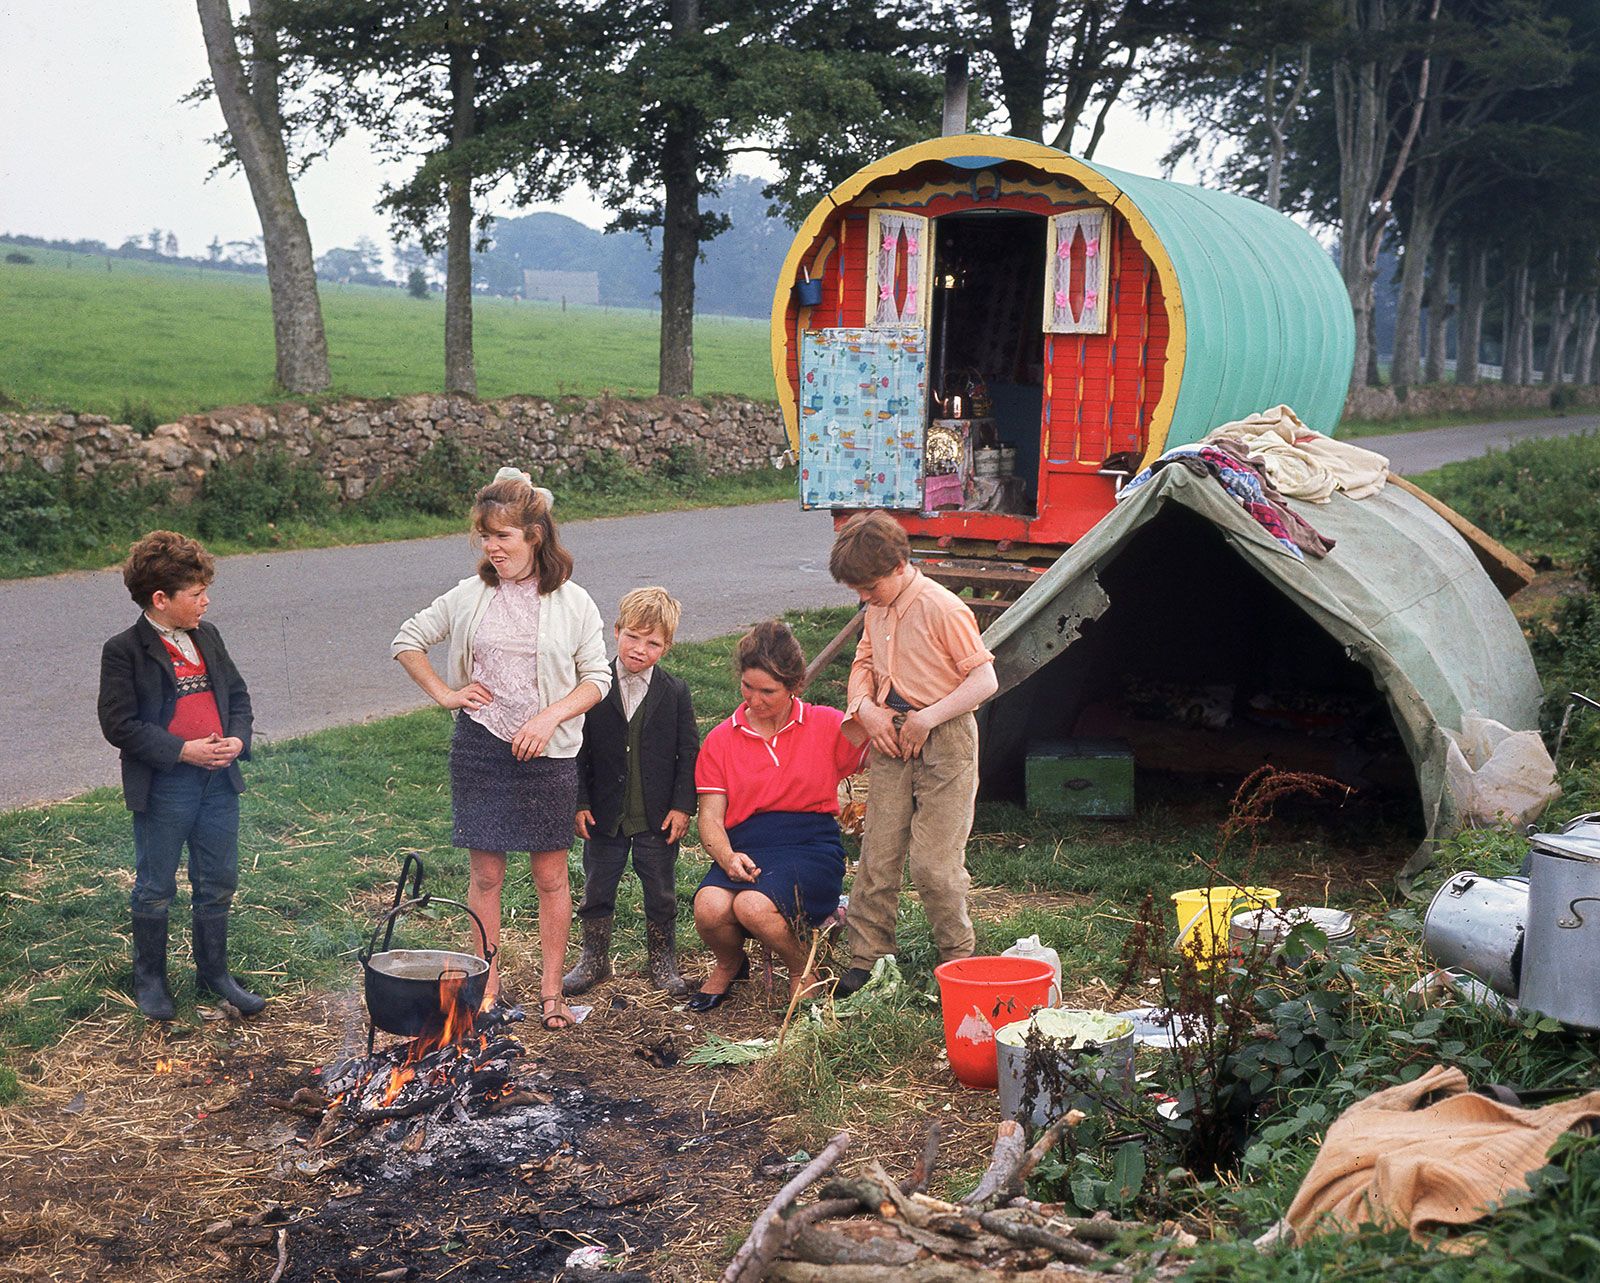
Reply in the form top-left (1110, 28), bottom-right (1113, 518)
top-left (1287, 1064), bottom-right (1600, 1243)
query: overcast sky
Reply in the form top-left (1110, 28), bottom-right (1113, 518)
top-left (0, 1), bottom-right (1189, 267)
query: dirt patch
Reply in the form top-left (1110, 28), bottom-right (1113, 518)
top-left (0, 968), bottom-right (1007, 1283)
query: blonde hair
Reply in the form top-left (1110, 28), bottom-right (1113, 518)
top-left (616, 586), bottom-right (681, 647)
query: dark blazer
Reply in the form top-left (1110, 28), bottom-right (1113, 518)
top-left (576, 659), bottom-right (699, 837)
top-left (97, 615), bottom-right (254, 812)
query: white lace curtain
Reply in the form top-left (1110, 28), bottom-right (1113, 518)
top-left (1044, 208), bottom-right (1111, 335)
top-left (866, 210), bottom-right (931, 329)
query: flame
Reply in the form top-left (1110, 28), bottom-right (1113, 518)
top-left (379, 1064), bottom-right (415, 1107)
top-left (154, 1058), bottom-right (174, 1074)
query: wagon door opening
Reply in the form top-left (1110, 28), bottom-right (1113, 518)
top-left (928, 210), bottom-right (1047, 518)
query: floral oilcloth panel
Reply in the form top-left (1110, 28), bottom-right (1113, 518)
top-left (1044, 208), bottom-right (1111, 335)
top-left (798, 327), bottom-right (928, 510)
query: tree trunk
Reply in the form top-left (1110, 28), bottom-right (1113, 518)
top-left (1456, 244), bottom-right (1485, 383)
top-left (195, 0), bottom-right (329, 393)
top-left (983, 0), bottom-right (1058, 143)
top-left (1390, 203), bottom-right (1437, 394)
top-left (1423, 239), bottom-right (1451, 384)
top-left (444, 2), bottom-right (477, 396)
top-left (657, 0), bottom-right (700, 397)
top-left (1504, 254), bottom-right (1530, 384)
top-left (1576, 291), bottom-right (1599, 384)
top-left (1544, 250), bottom-right (1574, 386)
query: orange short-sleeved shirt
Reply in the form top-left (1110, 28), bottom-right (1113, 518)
top-left (695, 699), bottom-right (867, 830)
top-left (846, 569), bottom-right (995, 715)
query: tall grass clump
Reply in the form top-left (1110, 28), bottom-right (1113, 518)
top-left (1530, 517), bottom-right (1600, 768)
top-left (357, 437), bottom-right (487, 518)
top-left (193, 449), bottom-right (334, 540)
top-left (0, 456), bottom-right (173, 574)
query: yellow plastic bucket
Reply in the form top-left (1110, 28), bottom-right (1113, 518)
top-left (1171, 886), bottom-right (1280, 968)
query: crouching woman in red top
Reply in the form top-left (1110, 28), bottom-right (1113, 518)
top-left (688, 620), bottom-right (866, 1011)
top-left (97, 531), bottom-right (263, 1021)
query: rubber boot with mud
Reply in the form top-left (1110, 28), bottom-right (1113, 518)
top-left (562, 915), bottom-right (614, 996)
top-left (646, 919), bottom-right (691, 997)
top-left (192, 910), bottom-right (266, 1015)
top-left (131, 911), bottom-right (176, 1021)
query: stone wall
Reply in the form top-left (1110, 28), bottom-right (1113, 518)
top-left (0, 394), bottom-right (793, 501)
top-left (1342, 380), bottom-right (1600, 423)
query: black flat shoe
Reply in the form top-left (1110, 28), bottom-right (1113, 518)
top-left (685, 956), bottom-right (752, 1012)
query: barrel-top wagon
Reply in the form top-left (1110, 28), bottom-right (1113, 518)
top-left (771, 132), bottom-right (1354, 593)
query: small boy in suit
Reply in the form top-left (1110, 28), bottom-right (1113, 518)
top-left (97, 530), bottom-right (264, 1020)
top-left (829, 512), bottom-right (999, 997)
top-left (566, 587), bottom-right (700, 996)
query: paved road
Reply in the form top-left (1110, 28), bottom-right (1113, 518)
top-left (1361, 412), bottom-right (1599, 474)
top-left (3, 503), bottom-right (853, 811)
top-left (7, 411), bottom-right (1597, 811)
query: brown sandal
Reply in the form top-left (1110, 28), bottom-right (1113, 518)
top-left (541, 995), bottom-right (574, 1031)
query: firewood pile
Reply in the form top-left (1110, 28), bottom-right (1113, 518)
top-left (721, 1117), bottom-right (1197, 1282)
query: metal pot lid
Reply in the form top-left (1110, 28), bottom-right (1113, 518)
top-left (1528, 833), bottom-right (1600, 863)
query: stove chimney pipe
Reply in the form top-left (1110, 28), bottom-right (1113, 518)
top-left (942, 53), bottom-right (969, 137)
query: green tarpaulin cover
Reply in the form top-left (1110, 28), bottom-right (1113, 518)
top-left (983, 466), bottom-right (1543, 853)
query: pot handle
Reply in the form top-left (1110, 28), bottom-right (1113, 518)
top-left (359, 893), bottom-right (498, 965)
top-left (376, 852), bottom-right (427, 956)
top-left (1556, 896), bottom-right (1600, 929)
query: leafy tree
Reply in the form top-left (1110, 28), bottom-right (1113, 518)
top-left (277, 0), bottom-right (545, 396)
top-left (194, 0), bottom-right (331, 392)
top-left (164, 231), bottom-right (180, 257)
top-left (505, 0), bottom-right (940, 395)
top-left (207, 235), bottom-right (224, 263)
top-left (407, 266), bottom-right (431, 298)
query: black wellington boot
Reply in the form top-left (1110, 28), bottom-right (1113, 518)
top-left (562, 915), bottom-right (614, 996)
top-left (646, 919), bottom-right (691, 997)
top-left (192, 911), bottom-right (266, 1015)
top-left (131, 912), bottom-right (176, 1021)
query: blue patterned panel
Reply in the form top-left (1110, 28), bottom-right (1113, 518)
top-left (798, 328), bottom-right (927, 509)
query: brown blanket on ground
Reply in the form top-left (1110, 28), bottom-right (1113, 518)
top-left (1287, 1064), bottom-right (1600, 1242)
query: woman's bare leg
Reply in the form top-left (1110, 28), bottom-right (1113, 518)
top-left (692, 887), bottom-right (748, 993)
top-left (468, 849), bottom-right (507, 1003)
top-left (732, 894), bottom-right (814, 998)
top-left (530, 848), bottom-right (575, 1025)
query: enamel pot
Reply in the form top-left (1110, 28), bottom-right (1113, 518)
top-left (1520, 814), bottom-right (1600, 1030)
top-left (1422, 870), bottom-right (1527, 998)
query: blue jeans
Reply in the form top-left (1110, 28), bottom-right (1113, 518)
top-left (130, 764), bottom-right (240, 915)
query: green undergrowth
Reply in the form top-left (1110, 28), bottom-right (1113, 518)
top-left (0, 436), bottom-right (797, 580)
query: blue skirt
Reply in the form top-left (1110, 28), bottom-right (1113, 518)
top-left (695, 811), bottom-right (846, 926)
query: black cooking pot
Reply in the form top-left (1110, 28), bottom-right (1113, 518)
top-left (358, 854), bottom-right (496, 1037)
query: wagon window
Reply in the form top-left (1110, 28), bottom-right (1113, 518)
top-left (1044, 209), bottom-right (1110, 334)
top-left (865, 210), bottom-right (932, 329)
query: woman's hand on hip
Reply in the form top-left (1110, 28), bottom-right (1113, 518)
top-left (720, 851), bottom-right (760, 883)
top-left (440, 681), bottom-right (494, 712)
top-left (511, 709), bottom-right (563, 761)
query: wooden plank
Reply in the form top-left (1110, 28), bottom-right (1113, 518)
top-left (1387, 474), bottom-right (1535, 598)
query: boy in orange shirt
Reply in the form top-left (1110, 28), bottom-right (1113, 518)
top-left (829, 512), bottom-right (998, 997)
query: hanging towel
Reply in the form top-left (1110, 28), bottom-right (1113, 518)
top-left (1286, 1065), bottom-right (1600, 1244)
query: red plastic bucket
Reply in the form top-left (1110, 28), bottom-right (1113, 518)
top-left (934, 956), bottom-right (1056, 1089)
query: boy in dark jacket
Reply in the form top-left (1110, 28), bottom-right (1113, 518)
top-left (97, 531), bottom-right (263, 1020)
top-left (566, 588), bottom-right (700, 996)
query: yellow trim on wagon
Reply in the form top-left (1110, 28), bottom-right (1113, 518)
top-left (768, 134), bottom-right (1186, 462)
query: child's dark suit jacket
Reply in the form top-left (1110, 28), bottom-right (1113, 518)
top-left (576, 660), bottom-right (698, 835)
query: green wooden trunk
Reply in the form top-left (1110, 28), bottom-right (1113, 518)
top-left (1025, 739), bottom-right (1135, 818)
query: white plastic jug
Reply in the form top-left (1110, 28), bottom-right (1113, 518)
top-left (1001, 934), bottom-right (1062, 1006)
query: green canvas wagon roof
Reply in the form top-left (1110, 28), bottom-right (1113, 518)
top-left (982, 467), bottom-right (1544, 855)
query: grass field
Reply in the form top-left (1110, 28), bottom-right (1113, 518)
top-left (0, 243), bottom-right (777, 421)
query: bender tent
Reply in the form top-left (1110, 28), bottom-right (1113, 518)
top-left (979, 464), bottom-right (1546, 866)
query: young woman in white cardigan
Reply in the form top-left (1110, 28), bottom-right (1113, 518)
top-left (392, 468), bottom-right (610, 1029)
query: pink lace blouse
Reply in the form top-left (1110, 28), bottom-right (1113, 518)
top-left (467, 577), bottom-right (541, 741)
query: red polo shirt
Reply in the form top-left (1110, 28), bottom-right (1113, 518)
top-left (695, 698), bottom-right (867, 829)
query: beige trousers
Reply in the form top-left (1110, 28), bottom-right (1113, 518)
top-left (849, 712), bottom-right (979, 968)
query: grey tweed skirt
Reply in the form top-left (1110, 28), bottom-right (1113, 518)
top-left (449, 714), bottom-right (578, 853)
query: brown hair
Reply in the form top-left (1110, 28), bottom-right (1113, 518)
top-left (616, 586), bottom-right (682, 647)
top-left (472, 476), bottom-right (574, 593)
top-left (123, 530), bottom-right (215, 608)
top-left (734, 620), bottom-right (807, 692)
top-left (829, 511), bottom-right (910, 586)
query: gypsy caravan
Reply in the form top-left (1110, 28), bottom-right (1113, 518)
top-left (771, 133), bottom-right (1354, 593)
